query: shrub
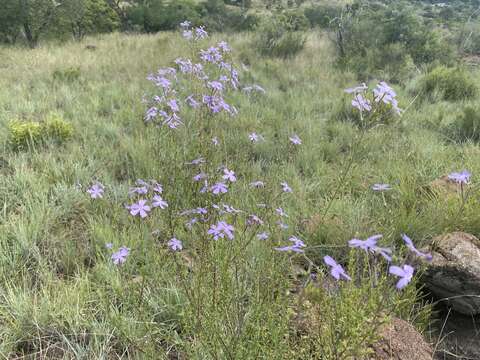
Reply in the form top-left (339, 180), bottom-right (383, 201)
top-left (52, 67), bottom-right (81, 83)
top-left (8, 114), bottom-right (73, 149)
top-left (417, 66), bottom-right (477, 102)
top-left (304, 3), bottom-right (342, 29)
top-left (447, 105), bottom-right (480, 142)
top-left (254, 14), bottom-right (306, 58)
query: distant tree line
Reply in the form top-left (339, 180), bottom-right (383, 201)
top-left (0, 0), bottom-right (261, 48)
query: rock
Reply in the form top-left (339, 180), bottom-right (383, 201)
top-left (422, 232), bottom-right (480, 315)
top-left (372, 317), bottom-right (433, 360)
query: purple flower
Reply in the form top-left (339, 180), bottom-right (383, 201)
top-left (352, 94), bottom-right (372, 112)
top-left (128, 200), bottom-right (151, 218)
top-left (222, 204), bottom-right (242, 214)
top-left (348, 234), bottom-right (382, 252)
top-left (374, 82), bottom-right (402, 114)
top-left (208, 81), bottom-right (224, 92)
top-left (200, 47), bottom-right (222, 63)
top-left (250, 181), bottom-right (265, 188)
top-left (180, 21), bottom-right (191, 29)
top-left (389, 264), bottom-right (414, 290)
top-left (247, 214), bottom-right (264, 226)
top-left (401, 234), bottom-right (432, 261)
top-left (105, 243), bottom-right (113, 249)
top-left (323, 256), bottom-right (351, 281)
top-left (373, 246), bottom-right (393, 262)
top-left (372, 183), bottom-right (392, 191)
top-left (281, 182), bottom-right (292, 193)
top-left (275, 236), bottom-right (306, 253)
top-left (129, 186), bottom-right (148, 195)
top-left (152, 195), bottom-right (168, 209)
top-left (448, 170), bottom-right (471, 185)
top-left (193, 173), bottom-right (207, 182)
top-left (249, 132), bottom-right (262, 143)
top-left (223, 168), bottom-right (236, 182)
top-left (168, 238), bottom-right (183, 251)
top-left (196, 207), bottom-right (208, 215)
top-left (167, 99), bottom-right (180, 113)
top-left (276, 207), bottom-right (288, 217)
top-left (218, 41), bottom-right (230, 52)
top-left (344, 83), bottom-right (367, 94)
top-left (208, 221), bottom-right (234, 240)
top-left (153, 183), bottom-right (163, 193)
top-left (87, 183), bottom-right (104, 199)
top-left (211, 182), bottom-right (228, 195)
top-left (188, 157), bottom-right (205, 165)
top-left (289, 134), bottom-right (302, 145)
top-left (257, 232), bottom-right (269, 240)
top-left (212, 137), bottom-right (219, 146)
top-left (112, 246), bottom-right (130, 265)
top-left (186, 95), bottom-right (200, 108)
top-left (195, 26), bottom-right (208, 40)
top-left (276, 221), bottom-right (289, 230)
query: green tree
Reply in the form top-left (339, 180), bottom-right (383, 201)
top-left (0, 0), bottom-right (22, 43)
top-left (59, 0), bottom-right (120, 40)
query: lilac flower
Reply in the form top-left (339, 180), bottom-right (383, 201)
top-left (168, 238), bottom-right (183, 251)
top-left (344, 83), bottom-right (367, 94)
top-left (348, 234), bottom-right (382, 252)
top-left (323, 256), bottom-right (351, 281)
top-left (249, 132), bottom-right (262, 143)
top-left (223, 168), bottom-right (236, 182)
top-left (188, 157), bottom-right (205, 165)
top-left (152, 183), bottom-right (163, 193)
top-left (87, 183), bottom-right (104, 199)
top-left (275, 236), bottom-right (306, 253)
top-left (128, 200), bottom-right (151, 218)
top-left (112, 246), bottom-right (130, 265)
top-left (193, 173), bottom-right (207, 182)
top-left (152, 195), bottom-right (168, 209)
top-left (180, 21), bottom-right (191, 29)
top-left (401, 234), bottom-right (432, 261)
top-left (129, 186), bottom-right (148, 195)
top-left (196, 207), bottom-right (208, 215)
top-left (276, 207), bottom-right (288, 217)
top-left (145, 107), bottom-right (158, 122)
top-left (222, 204), bottom-right (242, 214)
top-left (389, 264), bottom-right (414, 290)
top-left (277, 221), bottom-right (289, 230)
top-left (281, 182), bottom-right (292, 193)
top-left (257, 232), bottom-right (269, 240)
top-left (208, 81), bottom-right (224, 92)
top-left (200, 47), bottom-right (222, 63)
top-left (167, 99), bottom-right (180, 113)
top-left (155, 77), bottom-right (171, 89)
top-left (374, 246), bottom-right (393, 262)
top-left (247, 214), bottom-right (264, 226)
top-left (448, 170), bottom-right (471, 185)
top-left (208, 221), bottom-right (234, 240)
top-left (202, 95), bottom-right (233, 114)
top-left (217, 41), bottom-right (230, 52)
top-left (211, 182), bottom-right (228, 195)
top-left (372, 183), bottom-right (392, 191)
top-left (186, 95), bottom-right (200, 108)
top-left (195, 26), bottom-right (208, 40)
top-left (212, 137), bottom-right (219, 146)
top-left (105, 243), bottom-right (113, 249)
top-left (176, 58), bottom-right (193, 74)
top-left (374, 82), bottom-right (402, 114)
top-left (352, 94), bottom-right (372, 112)
top-left (289, 134), bottom-right (302, 145)
top-left (250, 181), bottom-right (265, 188)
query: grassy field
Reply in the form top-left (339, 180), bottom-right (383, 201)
top-left (0, 29), bottom-right (479, 358)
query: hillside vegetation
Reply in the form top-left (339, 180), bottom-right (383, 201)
top-left (1, 1), bottom-right (480, 358)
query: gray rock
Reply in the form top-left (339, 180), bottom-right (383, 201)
top-left (422, 232), bottom-right (480, 315)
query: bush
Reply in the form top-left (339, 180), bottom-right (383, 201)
top-left (304, 3), bottom-right (342, 29)
top-left (8, 114), bottom-right (73, 149)
top-left (447, 105), bottom-right (480, 142)
top-left (417, 66), bottom-right (477, 102)
top-left (254, 14), bottom-right (307, 58)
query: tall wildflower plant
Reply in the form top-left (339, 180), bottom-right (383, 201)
top-left (142, 22), bottom-right (290, 358)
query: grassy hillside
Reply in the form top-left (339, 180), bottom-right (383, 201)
top-left (0, 29), bottom-right (479, 358)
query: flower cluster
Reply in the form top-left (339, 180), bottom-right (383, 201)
top-left (345, 81), bottom-right (402, 115)
top-left (125, 179), bottom-right (168, 219)
top-left (322, 232), bottom-right (432, 290)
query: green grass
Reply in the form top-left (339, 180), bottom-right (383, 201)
top-left (0, 30), bottom-right (479, 358)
